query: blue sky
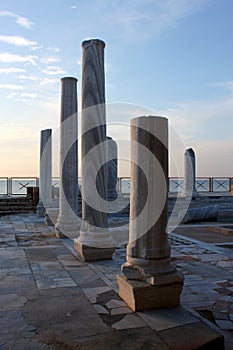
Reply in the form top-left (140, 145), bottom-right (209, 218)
top-left (0, 0), bottom-right (233, 177)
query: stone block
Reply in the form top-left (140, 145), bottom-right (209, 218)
top-left (117, 274), bottom-right (183, 312)
top-left (74, 241), bottom-right (115, 262)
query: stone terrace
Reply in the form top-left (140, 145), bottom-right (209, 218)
top-left (0, 213), bottom-right (233, 349)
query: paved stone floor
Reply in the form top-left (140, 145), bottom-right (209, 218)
top-left (0, 213), bottom-right (233, 349)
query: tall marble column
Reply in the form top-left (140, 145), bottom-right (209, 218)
top-left (55, 77), bottom-right (80, 238)
top-left (37, 129), bottom-right (52, 217)
top-left (106, 136), bottom-right (118, 201)
top-left (183, 148), bottom-right (197, 197)
top-left (117, 116), bottom-right (184, 311)
top-left (74, 39), bottom-right (115, 261)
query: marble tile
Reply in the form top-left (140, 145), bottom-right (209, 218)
top-left (139, 306), bottom-right (198, 331)
top-left (112, 314), bottom-right (147, 330)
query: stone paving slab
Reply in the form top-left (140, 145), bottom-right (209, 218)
top-left (0, 213), bottom-right (231, 349)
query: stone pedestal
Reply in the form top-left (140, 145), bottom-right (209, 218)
top-left (118, 116), bottom-right (184, 311)
top-left (37, 129), bottom-right (52, 217)
top-left (74, 39), bottom-right (116, 260)
top-left (183, 148), bottom-right (198, 198)
top-left (55, 77), bottom-right (80, 238)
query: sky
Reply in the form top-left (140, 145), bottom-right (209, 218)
top-left (0, 0), bottom-right (233, 177)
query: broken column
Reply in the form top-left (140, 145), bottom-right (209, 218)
top-left (117, 116), bottom-right (184, 311)
top-left (106, 136), bottom-right (118, 201)
top-left (55, 77), bottom-right (80, 238)
top-left (74, 39), bottom-right (115, 261)
top-left (37, 129), bottom-right (52, 217)
top-left (183, 148), bottom-right (197, 197)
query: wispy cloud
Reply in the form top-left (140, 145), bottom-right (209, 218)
top-left (18, 74), bottom-right (39, 81)
top-left (0, 10), bottom-right (34, 29)
top-left (0, 83), bottom-right (23, 90)
top-left (103, 0), bottom-right (209, 40)
top-left (0, 67), bottom-right (26, 74)
top-left (209, 80), bottom-right (233, 91)
top-left (47, 47), bottom-right (60, 53)
top-left (40, 77), bottom-right (58, 86)
top-left (41, 56), bottom-right (61, 64)
top-left (42, 66), bottom-right (66, 75)
top-left (0, 35), bottom-right (37, 47)
top-left (161, 94), bottom-right (233, 143)
top-left (6, 92), bottom-right (38, 99)
top-left (0, 52), bottom-right (37, 65)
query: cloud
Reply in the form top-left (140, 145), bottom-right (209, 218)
top-left (70, 6), bottom-right (77, 9)
top-left (41, 56), bottom-right (61, 64)
top-left (209, 80), bottom-right (233, 91)
top-left (0, 35), bottom-right (37, 47)
top-left (160, 94), bottom-right (233, 143)
top-left (42, 66), bottom-right (66, 75)
top-left (0, 10), bottom-right (34, 29)
top-left (47, 47), bottom-right (60, 53)
top-left (18, 74), bottom-right (39, 81)
top-left (0, 52), bottom-right (37, 65)
top-left (6, 92), bottom-right (38, 99)
top-left (101, 0), bottom-right (209, 40)
top-left (0, 84), bottom-right (23, 90)
top-left (0, 67), bottom-right (26, 74)
top-left (40, 77), bottom-right (58, 86)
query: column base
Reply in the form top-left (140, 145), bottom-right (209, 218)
top-left (74, 240), bottom-right (115, 262)
top-left (36, 203), bottom-right (45, 217)
top-left (55, 217), bottom-right (81, 239)
top-left (117, 273), bottom-right (184, 312)
top-left (45, 208), bottom-right (59, 226)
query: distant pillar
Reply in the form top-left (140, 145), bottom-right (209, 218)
top-left (183, 148), bottom-right (197, 197)
top-left (117, 116), bottom-right (184, 311)
top-left (55, 77), bottom-right (80, 238)
top-left (107, 136), bottom-right (118, 201)
top-left (37, 129), bottom-right (52, 217)
top-left (74, 39), bottom-right (115, 261)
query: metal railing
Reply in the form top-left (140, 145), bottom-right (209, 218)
top-left (0, 176), bottom-right (232, 196)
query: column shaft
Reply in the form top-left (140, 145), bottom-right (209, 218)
top-left (183, 148), bottom-right (197, 197)
top-left (117, 116), bottom-right (183, 311)
top-left (37, 129), bottom-right (52, 217)
top-left (55, 77), bottom-right (79, 238)
top-left (74, 39), bottom-right (115, 261)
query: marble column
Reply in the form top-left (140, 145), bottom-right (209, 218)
top-left (55, 77), bottom-right (80, 238)
top-left (106, 136), bottom-right (118, 201)
top-left (74, 39), bottom-right (115, 261)
top-left (37, 129), bottom-right (52, 217)
top-left (117, 116), bottom-right (184, 311)
top-left (183, 148), bottom-right (197, 197)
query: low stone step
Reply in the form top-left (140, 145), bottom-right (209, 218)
top-left (0, 209), bottom-right (34, 216)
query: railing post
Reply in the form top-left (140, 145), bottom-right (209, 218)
top-left (209, 177), bottom-right (213, 192)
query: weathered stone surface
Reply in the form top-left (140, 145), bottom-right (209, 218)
top-left (75, 39), bottom-right (116, 259)
top-left (45, 208), bottom-right (58, 226)
top-left (117, 274), bottom-right (183, 312)
top-left (74, 241), bottom-right (115, 262)
top-left (183, 147), bottom-right (198, 198)
top-left (37, 129), bottom-right (52, 217)
top-left (106, 136), bottom-right (118, 201)
top-left (158, 321), bottom-right (224, 349)
top-left (55, 77), bottom-right (80, 238)
top-left (180, 204), bottom-right (219, 223)
top-left (118, 116), bottom-right (184, 310)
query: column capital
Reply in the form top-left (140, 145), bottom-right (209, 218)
top-left (82, 39), bottom-right (106, 49)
